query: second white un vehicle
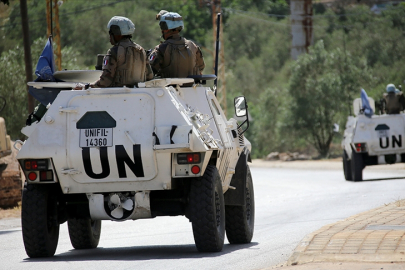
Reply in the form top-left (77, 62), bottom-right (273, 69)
top-left (342, 93), bottom-right (405, 181)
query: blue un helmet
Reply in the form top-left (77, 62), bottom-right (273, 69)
top-left (386, 83), bottom-right (397, 93)
top-left (107, 16), bottom-right (135, 36)
top-left (156, 10), bottom-right (184, 31)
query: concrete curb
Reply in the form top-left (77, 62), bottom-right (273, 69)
top-left (287, 202), bottom-right (405, 266)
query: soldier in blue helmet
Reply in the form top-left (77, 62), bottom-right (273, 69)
top-left (90, 16), bottom-right (153, 88)
top-left (383, 83), bottom-right (405, 114)
top-left (149, 10), bottom-right (205, 78)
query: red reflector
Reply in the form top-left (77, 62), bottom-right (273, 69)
top-left (32, 161), bottom-right (38, 170)
top-left (191, 165), bottom-right (200, 174)
top-left (28, 172), bottom-right (37, 181)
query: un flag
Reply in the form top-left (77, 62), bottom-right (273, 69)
top-left (361, 88), bottom-right (374, 118)
top-left (35, 36), bottom-right (56, 81)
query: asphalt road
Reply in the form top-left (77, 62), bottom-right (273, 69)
top-left (1, 163), bottom-right (405, 270)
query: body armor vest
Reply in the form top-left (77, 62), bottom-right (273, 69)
top-left (113, 39), bottom-right (146, 86)
top-left (384, 92), bottom-right (403, 114)
top-left (161, 37), bottom-right (199, 78)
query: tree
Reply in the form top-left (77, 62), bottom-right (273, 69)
top-left (288, 40), bottom-right (371, 157)
top-left (0, 38), bottom-right (84, 140)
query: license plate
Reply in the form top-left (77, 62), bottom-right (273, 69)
top-left (377, 130), bottom-right (388, 138)
top-left (79, 128), bottom-right (113, 147)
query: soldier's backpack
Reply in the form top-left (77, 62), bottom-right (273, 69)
top-left (112, 40), bottom-right (147, 86)
top-left (161, 38), bottom-right (198, 78)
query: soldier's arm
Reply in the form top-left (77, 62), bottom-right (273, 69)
top-left (399, 93), bottom-right (405, 110)
top-left (196, 46), bottom-right (205, 74)
top-left (149, 46), bottom-right (162, 75)
top-left (145, 60), bottom-right (154, 81)
top-left (91, 47), bottom-right (118, 88)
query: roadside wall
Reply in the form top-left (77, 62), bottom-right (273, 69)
top-left (0, 143), bottom-right (22, 208)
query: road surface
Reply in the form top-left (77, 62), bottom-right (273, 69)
top-left (1, 160), bottom-right (404, 270)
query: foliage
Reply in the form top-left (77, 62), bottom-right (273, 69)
top-left (0, 38), bottom-right (83, 140)
top-left (288, 40), bottom-right (371, 157)
top-left (3, 1), bottom-right (405, 158)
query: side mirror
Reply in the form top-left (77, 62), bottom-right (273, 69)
top-left (234, 96), bottom-right (247, 117)
top-left (233, 96), bottom-right (249, 135)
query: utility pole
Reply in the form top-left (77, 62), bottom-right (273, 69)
top-left (290, 0), bottom-right (313, 60)
top-left (199, 0), bottom-right (227, 114)
top-left (20, 0), bottom-right (35, 112)
top-left (46, 0), bottom-right (62, 71)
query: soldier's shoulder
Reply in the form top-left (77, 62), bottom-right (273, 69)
top-left (156, 42), bottom-right (168, 54)
top-left (184, 38), bottom-right (199, 48)
top-left (107, 45), bottom-right (119, 58)
top-left (131, 42), bottom-right (145, 52)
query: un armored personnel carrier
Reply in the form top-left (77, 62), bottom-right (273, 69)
top-left (16, 71), bottom-right (254, 257)
top-left (342, 96), bottom-right (405, 181)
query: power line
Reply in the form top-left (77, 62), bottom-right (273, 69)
top-left (223, 7), bottom-right (375, 18)
top-left (0, 0), bottom-right (134, 29)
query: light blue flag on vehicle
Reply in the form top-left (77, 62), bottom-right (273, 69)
top-left (361, 88), bottom-right (373, 118)
top-left (35, 36), bottom-right (56, 81)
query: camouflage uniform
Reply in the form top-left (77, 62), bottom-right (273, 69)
top-left (149, 34), bottom-right (205, 78)
top-left (92, 38), bottom-right (153, 87)
top-left (383, 91), bottom-right (405, 114)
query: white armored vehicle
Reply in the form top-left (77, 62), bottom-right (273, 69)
top-left (16, 71), bottom-right (254, 257)
top-left (342, 95), bottom-right (405, 181)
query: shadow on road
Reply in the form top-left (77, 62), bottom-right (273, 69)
top-left (21, 242), bottom-right (259, 262)
top-left (361, 176), bottom-right (405, 182)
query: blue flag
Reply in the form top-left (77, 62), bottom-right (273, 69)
top-left (361, 88), bottom-right (373, 118)
top-left (35, 36), bottom-right (56, 81)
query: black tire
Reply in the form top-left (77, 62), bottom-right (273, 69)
top-left (68, 218), bottom-right (101, 249)
top-left (225, 166), bottom-right (255, 244)
top-left (351, 151), bottom-right (363, 181)
top-left (189, 165), bottom-right (225, 252)
top-left (22, 184), bottom-right (60, 258)
top-left (343, 150), bottom-right (353, 181)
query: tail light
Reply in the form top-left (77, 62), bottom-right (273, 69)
top-left (21, 159), bottom-right (54, 182)
top-left (24, 160), bottom-right (47, 171)
top-left (177, 153), bottom-right (201, 164)
top-left (354, 143), bottom-right (367, 153)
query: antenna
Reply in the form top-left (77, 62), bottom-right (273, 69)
top-left (214, 13), bottom-right (220, 93)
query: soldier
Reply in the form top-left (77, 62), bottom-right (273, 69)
top-left (149, 10), bottom-right (205, 78)
top-left (383, 83), bottom-right (405, 114)
top-left (85, 16), bottom-right (153, 88)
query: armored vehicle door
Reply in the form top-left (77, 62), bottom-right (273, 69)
top-left (65, 92), bottom-right (157, 184)
top-left (366, 116), bottom-right (405, 154)
top-left (206, 91), bottom-right (239, 186)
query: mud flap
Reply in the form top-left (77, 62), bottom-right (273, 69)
top-left (224, 152), bottom-right (247, 206)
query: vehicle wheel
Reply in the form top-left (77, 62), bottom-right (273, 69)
top-left (343, 150), bottom-right (353, 181)
top-left (68, 218), bottom-right (101, 249)
top-left (189, 165), bottom-right (225, 252)
top-left (225, 166), bottom-right (255, 244)
top-left (22, 184), bottom-right (60, 258)
top-left (351, 151), bottom-right (363, 181)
